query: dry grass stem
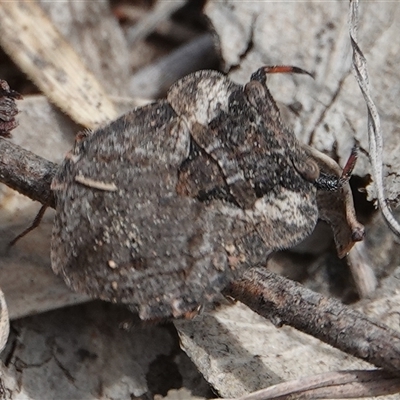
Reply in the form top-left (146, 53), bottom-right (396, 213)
top-left (349, 0), bottom-right (400, 237)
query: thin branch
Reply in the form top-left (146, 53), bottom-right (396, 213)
top-left (224, 268), bottom-right (400, 374)
top-left (349, 0), bottom-right (400, 237)
top-left (0, 139), bottom-right (57, 208)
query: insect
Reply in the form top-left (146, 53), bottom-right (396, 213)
top-left (51, 66), bottom-right (363, 320)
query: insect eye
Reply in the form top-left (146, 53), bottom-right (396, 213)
top-left (293, 157), bottom-right (320, 182)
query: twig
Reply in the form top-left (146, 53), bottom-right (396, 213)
top-left (224, 267), bottom-right (400, 374)
top-left (349, 0), bottom-right (400, 237)
top-left (0, 139), bottom-right (57, 208)
top-left (219, 370), bottom-right (400, 400)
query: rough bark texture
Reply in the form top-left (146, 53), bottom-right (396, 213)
top-left (225, 268), bottom-right (400, 374)
top-left (0, 139), bottom-right (57, 207)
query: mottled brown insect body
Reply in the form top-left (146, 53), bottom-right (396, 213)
top-left (51, 68), bottom-right (344, 320)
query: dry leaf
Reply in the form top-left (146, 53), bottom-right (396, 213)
top-left (0, 1), bottom-right (117, 128)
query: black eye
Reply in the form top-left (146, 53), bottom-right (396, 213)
top-left (314, 173), bottom-right (341, 191)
